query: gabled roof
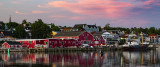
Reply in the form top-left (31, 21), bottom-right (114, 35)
top-left (4, 41), bottom-right (22, 45)
top-left (54, 31), bottom-right (85, 37)
top-left (72, 24), bottom-right (86, 29)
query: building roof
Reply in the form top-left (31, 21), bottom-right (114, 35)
top-left (92, 32), bottom-right (103, 37)
top-left (87, 25), bottom-right (97, 28)
top-left (72, 24), bottom-right (86, 29)
top-left (5, 41), bottom-right (22, 45)
top-left (149, 34), bottom-right (157, 37)
top-left (16, 39), bottom-right (47, 41)
top-left (54, 31), bottom-right (85, 37)
top-left (103, 32), bottom-right (111, 35)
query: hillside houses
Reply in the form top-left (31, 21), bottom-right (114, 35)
top-left (72, 24), bottom-right (99, 33)
top-left (1, 23), bottom-right (160, 49)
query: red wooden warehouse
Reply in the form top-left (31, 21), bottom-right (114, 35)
top-left (2, 41), bottom-right (22, 49)
top-left (92, 32), bottom-right (106, 46)
top-left (78, 31), bottom-right (94, 47)
top-left (16, 39), bottom-right (48, 48)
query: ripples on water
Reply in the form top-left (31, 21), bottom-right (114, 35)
top-left (0, 48), bottom-right (160, 67)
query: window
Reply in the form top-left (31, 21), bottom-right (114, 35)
top-left (86, 37), bottom-right (87, 40)
top-left (84, 41), bottom-right (87, 44)
top-left (30, 41), bottom-right (32, 44)
top-left (101, 39), bottom-right (103, 42)
top-left (55, 41), bottom-right (57, 44)
top-left (62, 42), bottom-right (64, 45)
top-left (71, 42), bottom-right (73, 45)
top-left (52, 41), bottom-right (54, 45)
top-left (50, 45), bottom-right (52, 48)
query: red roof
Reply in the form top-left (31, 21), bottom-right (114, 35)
top-left (149, 34), bottom-right (157, 38)
top-left (149, 34), bottom-right (157, 37)
top-left (120, 36), bottom-right (128, 38)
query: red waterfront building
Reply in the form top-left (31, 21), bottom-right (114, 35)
top-left (48, 38), bottom-right (77, 48)
top-left (50, 31), bottom-right (106, 48)
top-left (92, 32), bottom-right (106, 46)
top-left (16, 39), bottom-right (48, 48)
top-left (2, 41), bottom-right (22, 49)
top-left (78, 31), bottom-right (94, 46)
top-left (51, 31), bottom-right (95, 47)
top-left (49, 31), bottom-right (83, 48)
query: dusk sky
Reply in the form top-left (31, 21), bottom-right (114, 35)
top-left (0, 0), bottom-right (160, 28)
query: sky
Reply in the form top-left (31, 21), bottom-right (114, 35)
top-left (0, 0), bottom-right (160, 28)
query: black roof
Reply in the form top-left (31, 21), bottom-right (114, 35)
top-left (73, 24), bottom-right (86, 29)
top-left (54, 31), bottom-right (85, 37)
top-left (87, 25), bottom-right (97, 28)
top-left (0, 21), bottom-right (3, 24)
top-left (5, 41), bottom-right (22, 45)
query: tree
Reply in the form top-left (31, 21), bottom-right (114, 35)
top-left (22, 20), bottom-right (31, 27)
top-left (13, 25), bottom-right (27, 38)
top-left (50, 23), bottom-right (60, 31)
top-left (31, 19), bottom-right (52, 39)
top-left (104, 23), bottom-right (111, 30)
top-left (0, 22), bottom-right (5, 30)
top-left (148, 27), bottom-right (156, 35)
top-left (52, 26), bottom-right (60, 31)
top-left (7, 22), bottom-right (19, 29)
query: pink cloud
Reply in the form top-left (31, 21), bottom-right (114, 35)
top-left (32, 10), bottom-right (50, 14)
top-left (145, 0), bottom-right (155, 5)
top-left (37, 5), bottom-right (51, 8)
top-left (47, 0), bottom-right (135, 18)
top-left (15, 11), bottom-right (28, 15)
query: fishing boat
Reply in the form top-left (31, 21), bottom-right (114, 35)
top-left (122, 32), bottom-right (149, 51)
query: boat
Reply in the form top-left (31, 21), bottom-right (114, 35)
top-left (122, 43), bottom-right (149, 51)
top-left (122, 32), bottom-right (149, 51)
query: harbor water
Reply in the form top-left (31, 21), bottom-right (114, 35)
top-left (0, 48), bottom-right (160, 67)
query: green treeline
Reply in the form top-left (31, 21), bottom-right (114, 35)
top-left (0, 19), bottom-right (61, 39)
top-left (104, 24), bottom-right (160, 35)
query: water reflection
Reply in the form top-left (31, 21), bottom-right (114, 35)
top-left (0, 49), bottom-right (160, 67)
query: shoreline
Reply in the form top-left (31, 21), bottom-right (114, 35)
top-left (0, 47), bottom-right (157, 53)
